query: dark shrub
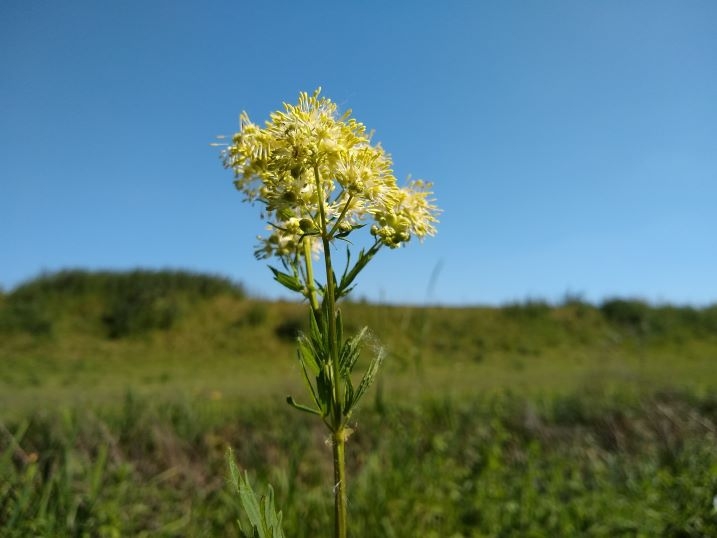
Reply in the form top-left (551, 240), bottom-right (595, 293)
top-left (0, 299), bottom-right (53, 336)
top-left (274, 317), bottom-right (304, 341)
top-left (244, 303), bottom-right (269, 327)
top-left (600, 298), bottom-right (651, 333)
top-left (502, 299), bottom-right (551, 320)
top-left (102, 290), bottom-right (179, 338)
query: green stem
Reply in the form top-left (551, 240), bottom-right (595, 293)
top-left (313, 164), bottom-right (347, 538)
top-left (313, 165), bottom-right (343, 423)
top-left (327, 193), bottom-right (354, 238)
top-left (332, 430), bottom-right (348, 538)
top-left (303, 238), bottom-right (320, 315)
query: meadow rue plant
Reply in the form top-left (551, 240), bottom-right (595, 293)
top-left (220, 88), bottom-right (439, 538)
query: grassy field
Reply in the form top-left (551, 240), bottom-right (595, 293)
top-left (1, 270), bottom-right (717, 536)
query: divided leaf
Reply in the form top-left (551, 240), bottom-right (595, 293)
top-left (339, 326), bottom-right (368, 377)
top-left (227, 449), bottom-right (286, 538)
top-left (351, 346), bottom-right (386, 412)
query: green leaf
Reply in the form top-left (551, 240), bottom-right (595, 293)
top-left (299, 358), bottom-right (325, 414)
top-left (343, 375), bottom-right (355, 414)
top-left (286, 395), bottom-right (322, 416)
top-left (339, 326), bottom-right (368, 376)
top-left (310, 303), bottom-right (331, 357)
top-left (297, 334), bottom-right (320, 375)
top-left (308, 307), bottom-right (323, 344)
top-left (316, 365), bottom-right (334, 416)
top-left (351, 346), bottom-right (386, 410)
top-left (295, 333), bottom-right (326, 414)
top-left (227, 449), bottom-right (241, 492)
top-left (226, 449), bottom-right (286, 538)
top-left (263, 485), bottom-right (284, 535)
top-left (336, 242), bottom-right (381, 299)
top-left (239, 474), bottom-right (265, 536)
top-left (268, 266), bottom-right (304, 293)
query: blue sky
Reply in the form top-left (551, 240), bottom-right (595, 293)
top-left (2, 1), bottom-right (715, 305)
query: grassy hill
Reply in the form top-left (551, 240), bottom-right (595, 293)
top-left (1, 269), bottom-right (716, 416)
top-left (2, 270), bottom-right (717, 536)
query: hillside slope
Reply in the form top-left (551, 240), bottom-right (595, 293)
top-left (2, 270), bottom-right (716, 416)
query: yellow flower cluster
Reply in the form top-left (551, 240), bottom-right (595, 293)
top-left (222, 89), bottom-right (438, 259)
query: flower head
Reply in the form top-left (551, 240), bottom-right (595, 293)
top-left (222, 89), bottom-right (439, 259)
top-left (370, 180), bottom-right (439, 248)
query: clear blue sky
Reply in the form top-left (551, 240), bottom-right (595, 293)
top-left (2, 1), bottom-right (715, 305)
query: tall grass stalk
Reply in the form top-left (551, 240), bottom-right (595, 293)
top-left (219, 89), bottom-right (439, 537)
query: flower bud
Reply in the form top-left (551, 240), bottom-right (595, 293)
top-left (300, 218), bottom-right (317, 233)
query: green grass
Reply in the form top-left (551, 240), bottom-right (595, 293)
top-left (1, 270), bottom-right (717, 535)
top-left (2, 391), bottom-right (717, 536)
top-left (2, 292), bottom-right (715, 417)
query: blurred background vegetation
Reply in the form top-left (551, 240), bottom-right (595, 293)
top-left (1, 270), bottom-right (716, 536)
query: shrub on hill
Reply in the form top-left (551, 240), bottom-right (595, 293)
top-left (600, 298), bottom-right (717, 341)
top-left (1, 269), bottom-right (246, 338)
top-left (600, 299), bottom-right (652, 333)
top-left (0, 297), bottom-right (53, 336)
top-left (9, 269), bottom-right (245, 302)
